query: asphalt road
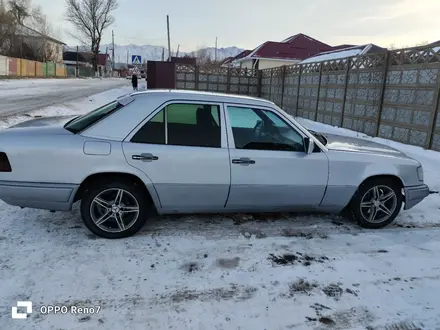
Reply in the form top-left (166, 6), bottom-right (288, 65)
top-left (0, 78), bottom-right (128, 117)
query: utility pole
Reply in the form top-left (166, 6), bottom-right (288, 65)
top-left (215, 37), bottom-right (218, 63)
top-left (126, 49), bottom-right (129, 68)
top-left (176, 44), bottom-right (180, 57)
top-left (161, 48), bottom-right (165, 61)
top-left (104, 46), bottom-right (108, 77)
top-left (112, 30), bottom-right (115, 74)
top-left (166, 15), bottom-right (171, 61)
top-left (76, 45), bottom-right (79, 77)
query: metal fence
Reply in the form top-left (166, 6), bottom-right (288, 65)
top-left (260, 46), bottom-right (440, 151)
top-left (173, 45), bottom-right (440, 151)
top-left (175, 64), bottom-right (260, 97)
top-left (0, 56), bottom-right (67, 77)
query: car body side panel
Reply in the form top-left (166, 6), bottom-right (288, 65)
top-left (122, 101), bottom-right (231, 213)
top-left (319, 150), bottom-right (422, 211)
top-left (226, 149), bottom-right (329, 211)
top-left (123, 143), bottom-right (231, 213)
top-left (0, 181), bottom-right (78, 211)
top-left (0, 133), bottom-right (162, 210)
top-left (222, 102), bottom-right (329, 211)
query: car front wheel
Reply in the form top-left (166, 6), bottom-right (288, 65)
top-left (80, 180), bottom-right (148, 238)
top-left (350, 178), bottom-right (403, 229)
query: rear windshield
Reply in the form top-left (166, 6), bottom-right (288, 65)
top-left (64, 101), bottom-right (124, 134)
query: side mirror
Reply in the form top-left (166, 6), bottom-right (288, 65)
top-left (304, 137), bottom-right (314, 155)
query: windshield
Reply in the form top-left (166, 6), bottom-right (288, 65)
top-left (64, 100), bottom-right (124, 134)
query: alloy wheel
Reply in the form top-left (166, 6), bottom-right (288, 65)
top-left (360, 185), bottom-right (398, 224)
top-left (89, 188), bottom-right (140, 233)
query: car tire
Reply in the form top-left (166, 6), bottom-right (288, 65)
top-left (350, 178), bottom-right (403, 229)
top-left (80, 179), bottom-right (149, 239)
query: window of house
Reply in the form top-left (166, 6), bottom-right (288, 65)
top-left (227, 106), bottom-right (304, 152)
top-left (131, 103), bottom-right (221, 148)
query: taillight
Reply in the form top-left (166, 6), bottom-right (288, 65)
top-left (0, 152), bottom-right (12, 172)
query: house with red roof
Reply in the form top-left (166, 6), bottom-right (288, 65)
top-left (220, 49), bottom-right (253, 68)
top-left (234, 33), bottom-right (333, 69)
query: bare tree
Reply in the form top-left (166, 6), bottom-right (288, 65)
top-left (191, 47), bottom-right (212, 65)
top-left (65, 0), bottom-right (118, 73)
top-left (0, 2), bottom-right (15, 54)
top-left (26, 16), bottom-right (57, 62)
top-left (1, 0), bottom-right (57, 61)
top-left (8, 0), bottom-right (29, 24)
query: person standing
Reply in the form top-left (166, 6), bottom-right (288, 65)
top-left (131, 73), bottom-right (138, 91)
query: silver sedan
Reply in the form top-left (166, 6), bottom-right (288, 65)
top-left (0, 90), bottom-right (430, 238)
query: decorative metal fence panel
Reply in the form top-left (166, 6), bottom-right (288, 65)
top-left (260, 69), bottom-right (272, 100)
top-left (342, 53), bottom-right (387, 136)
top-left (175, 64), bottom-right (259, 96)
top-left (316, 59), bottom-right (349, 127)
top-left (378, 46), bottom-right (440, 149)
top-left (268, 66), bottom-right (284, 106)
top-left (175, 64), bottom-right (197, 90)
top-left (282, 66), bottom-right (301, 116)
top-left (229, 68), bottom-right (260, 96)
top-left (297, 63), bottom-right (321, 121)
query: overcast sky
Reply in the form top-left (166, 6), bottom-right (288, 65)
top-left (33, 0), bottom-right (439, 51)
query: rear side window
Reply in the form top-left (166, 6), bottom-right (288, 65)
top-left (64, 101), bottom-right (124, 134)
top-left (131, 103), bottom-right (221, 148)
top-left (131, 110), bottom-right (165, 144)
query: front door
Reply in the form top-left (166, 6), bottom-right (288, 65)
top-left (224, 104), bottom-right (329, 211)
top-left (123, 102), bottom-right (230, 213)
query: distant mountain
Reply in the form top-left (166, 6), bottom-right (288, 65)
top-left (66, 44), bottom-right (244, 64)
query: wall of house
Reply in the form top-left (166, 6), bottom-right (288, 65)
top-left (237, 59), bottom-right (253, 69)
top-left (0, 55), bottom-right (9, 76)
top-left (47, 41), bottom-right (64, 63)
top-left (238, 59), bottom-right (300, 70)
top-left (258, 59), bottom-right (300, 70)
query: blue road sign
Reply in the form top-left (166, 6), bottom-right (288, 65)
top-left (132, 55), bottom-right (142, 65)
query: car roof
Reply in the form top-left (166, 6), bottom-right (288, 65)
top-left (130, 89), bottom-right (275, 107)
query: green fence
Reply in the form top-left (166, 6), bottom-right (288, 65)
top-left (43, 62), bottom-right (56, 76)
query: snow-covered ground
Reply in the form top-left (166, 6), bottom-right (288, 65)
top-left (0, 88), bottom-right (440, 330)
top-left (0, 78), bottom-right (131, 117)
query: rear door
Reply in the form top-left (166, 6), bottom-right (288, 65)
top-left (123, 101), bottom-right (231, 213)
top-left (224, 104), bottom-right (329, 211)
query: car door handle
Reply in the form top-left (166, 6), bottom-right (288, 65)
top-left (132, 153), bottom-right (158, 162)
top-left (232, 157), bottom-right (256, 165)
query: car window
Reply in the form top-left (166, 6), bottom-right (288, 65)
top-left (64, 101), bottom-right (124, 134)
top-left (227, 106), bottom-right (305, 152)
top-left (131, 110), bottom-right (165, 144)
top-left (131, 103), bottom-right (221, 148)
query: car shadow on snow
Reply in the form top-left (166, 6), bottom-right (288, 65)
top-left (3, 201), bottom-right (439, 242)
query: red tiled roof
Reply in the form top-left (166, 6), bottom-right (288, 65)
top-left (244, 33), bottom-right (333, 61)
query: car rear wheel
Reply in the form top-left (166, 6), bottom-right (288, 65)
top-left (80, 180), bottom-right (149, 238)
top-left (350, 178), bottom-right (403, 229)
